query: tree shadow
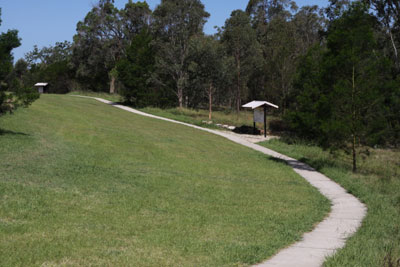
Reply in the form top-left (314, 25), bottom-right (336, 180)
top-left (297, 157), bottom-right (342, 172)
top-left (0, 129), bottom-right (29, 136)
top-left (233, 125), bottom-right (260, 135)
top-left (268, 157), bottom-right (316, 171)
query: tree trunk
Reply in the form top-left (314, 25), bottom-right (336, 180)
top-left (236, 67), bottom-right (241, 114)
top-left (352, 134), bottom-right (357, 173)
top-left (389, 30), bottom-right (399, 70)
top-left (352, 65), bottom-right (357, 173)
top-left (236, 52), bottom-right (241, 115)
top-left (208, 83), bottom-right (213, 120)
top-left (110, 75), bottom-right (116, 94)
top-left (178, 86), bottom-right (183, 109)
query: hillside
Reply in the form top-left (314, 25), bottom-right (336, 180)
top-left (0, 95), bottom-right (329, 266)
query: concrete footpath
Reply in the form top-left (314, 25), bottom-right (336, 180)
top-left (73, 96), bottom-right (367, 267)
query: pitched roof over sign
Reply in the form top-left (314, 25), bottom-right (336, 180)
top-left (34, 83), bottom-right (48, 87)
top-left (242, 101), bottom-right (279, 109)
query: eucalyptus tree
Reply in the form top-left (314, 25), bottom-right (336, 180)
top-left (269, 5), bottom-right (325, 112)
top-left (325, 0), bottom-right (352, 20)
top-left (245, 0), bottom-right (324, 114)
top-left (246, 0), bottom-right (297, 24)
top-left (363, 0), bottom-right (400, 71)
top-left (72, 0), bottom-right (151, 93)
top-left (117, 29), bottom-right (155, 107)
top-left (245, 0), bottom-right (296, 105)
top-left (152, 0), bottom-right (210, 108)
top-left (187, 35), bottom-right (231, 119)
top-left (121, 0), bottom-right (153, 42)
top-left (221, 10), bottom-right (262, 114)
top-left (292, 5), bottom-right (326, 55)
top-left (0, 9), bottom-right (38, 117)
top-left (322, 2), bottom-right (394, 172)
top-left (0, 8), bottom-right (20, 87)
top-left (23, 41), bottom-right (74, 93)
top-left (363, 0), bottom-right (400, 145)
top-left (288, 2), bottom-right (394, 172)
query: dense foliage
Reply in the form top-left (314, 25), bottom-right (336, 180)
top-left (0, 8), bottom-right (38, 117)
top-left (286, 2), bottom-right (399, 171)
top-left (116, 30), bottom-right (156, 107)
top-left (4, 0), bottom-right (399, 149)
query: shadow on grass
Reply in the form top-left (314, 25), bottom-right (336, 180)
top-left (268, 157), bottom-right (316, 172)
top-left (0, 129), bottom-right (29, 136)
top-left (233, 125), bottom-right (260, 135)
top-left (297, 157), bottom-right (342, 172)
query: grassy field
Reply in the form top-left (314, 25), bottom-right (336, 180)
top-left (68, 91), bottom-right (122, 103)
top-left (0, 95), bottom-right (329, 266)
top-left (140, 107), bottom-right (256, 129)
top-left (67, 91), bottom-right (277, 129)
top-left (260, 139), bottom-right (400, 267)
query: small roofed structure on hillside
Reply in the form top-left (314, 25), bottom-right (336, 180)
top-left (34, 83), bottom-right (48, 94)
top-left (242, 101), bottom-right (279, 137)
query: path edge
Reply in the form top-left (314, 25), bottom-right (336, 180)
top-left (71, 95), bottom-right (367, 267)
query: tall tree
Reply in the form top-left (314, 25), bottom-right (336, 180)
top-left (117, 29), bottom-right (155, 107)
top-left (72, 0), bottom-right (151, 93)
top-left (288, 2), bottom-right (394, 172)
top-left (325, 0), bottom-right (352, 20)
top-left (187, 35), bottom-right (231, 119)
top-left (24, 42), bottom-right (74, 93)
top-left (152, 0), bottom-right (210, 108)
top-left (246, 0), bottom-right (297, 23)
top-left (221, 10), bottom-right (262, 114)
top-left (363, 0), bottom-right (400, 71)
top-left (0, 9), bottom-right (20, 87)
top-left (245, 1), bottom-right (324, 114)
top-left (0, 8), bottom-right (38, 117)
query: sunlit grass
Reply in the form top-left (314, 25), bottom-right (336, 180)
top-left (0, 95), bottom-right (329, 266)
top-left (68, 90), bottom-right (122, 103)
top-left (260, 138), bottom-right (400, 267)
top-left (67, 90), bottom-right (278, 130)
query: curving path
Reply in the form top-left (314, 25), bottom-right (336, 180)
top-left (72, 96), bottom-right (367, 267)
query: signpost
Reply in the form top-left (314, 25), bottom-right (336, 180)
top-left (34, 83), bottom-right (48, 94)
top-left (242, 101), bottom-right (279, 137)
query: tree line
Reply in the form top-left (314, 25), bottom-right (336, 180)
top-left (1, 0), bottom-right (399, 171)
top-left (3, 0), bottom-right (328, 111)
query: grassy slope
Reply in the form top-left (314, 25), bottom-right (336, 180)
top-left (0, 95), bottom-right (329, 266)
top-left (68, 91), bottom-right (122, 103)
top-left (260, 139), bottom-right (400, 267)
top-left (140, 107), bottom-right (256, 129)
top-left (68, 90), bottom-right (271, 129)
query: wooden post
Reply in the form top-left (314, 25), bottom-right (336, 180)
top-left (263, 105), bottom-right (267, 138)
top-left (253, 122), bottom-right (256, 135)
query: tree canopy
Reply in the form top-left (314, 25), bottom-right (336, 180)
top-left (0, 8), bottom-right (38, 117)
top-left (6, 0), bottom-right (399, 152)
top-left (287, 2), bottom-right (397, 171)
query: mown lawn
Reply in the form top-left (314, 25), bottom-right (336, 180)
top-left (260, 139), bottom-right (400, 267)
top-left (140, 107), bottom-right (256, 129)
top-left (0, 95), bottom-right (329, 266)
top-left (68, 90), bottom-right (276, 130)
top-left (68, 91), bottom-right (122, 103)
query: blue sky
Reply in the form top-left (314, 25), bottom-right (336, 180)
top-left (0, 0), bottom-right (329, 61)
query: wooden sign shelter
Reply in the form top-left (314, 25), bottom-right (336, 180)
top-left (242, 101), bottom-right (279, 137)
top-left (34, 83), bottom-right (48, 94)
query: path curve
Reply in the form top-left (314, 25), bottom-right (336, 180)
top-left (72, 96), bottom-right (367, 267)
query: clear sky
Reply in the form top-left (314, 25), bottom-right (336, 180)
top-left (0, 0), bottom-right (329, 61)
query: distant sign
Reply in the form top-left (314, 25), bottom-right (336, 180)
top-left (254, 109), bottom-right (264, 123)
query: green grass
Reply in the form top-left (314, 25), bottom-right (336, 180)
top-left (68, 90), bottom-right (122, 103)
top-left (140, 107), bottom-right (283, 132)
top-left (67, 90), bottom-right (278, 130)
top-left (139, 107), bottom-right (255, 129)
top-left (0, 95), bottom-right (330, 266)
top-left (259, 139), bottom-right (400, 267)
